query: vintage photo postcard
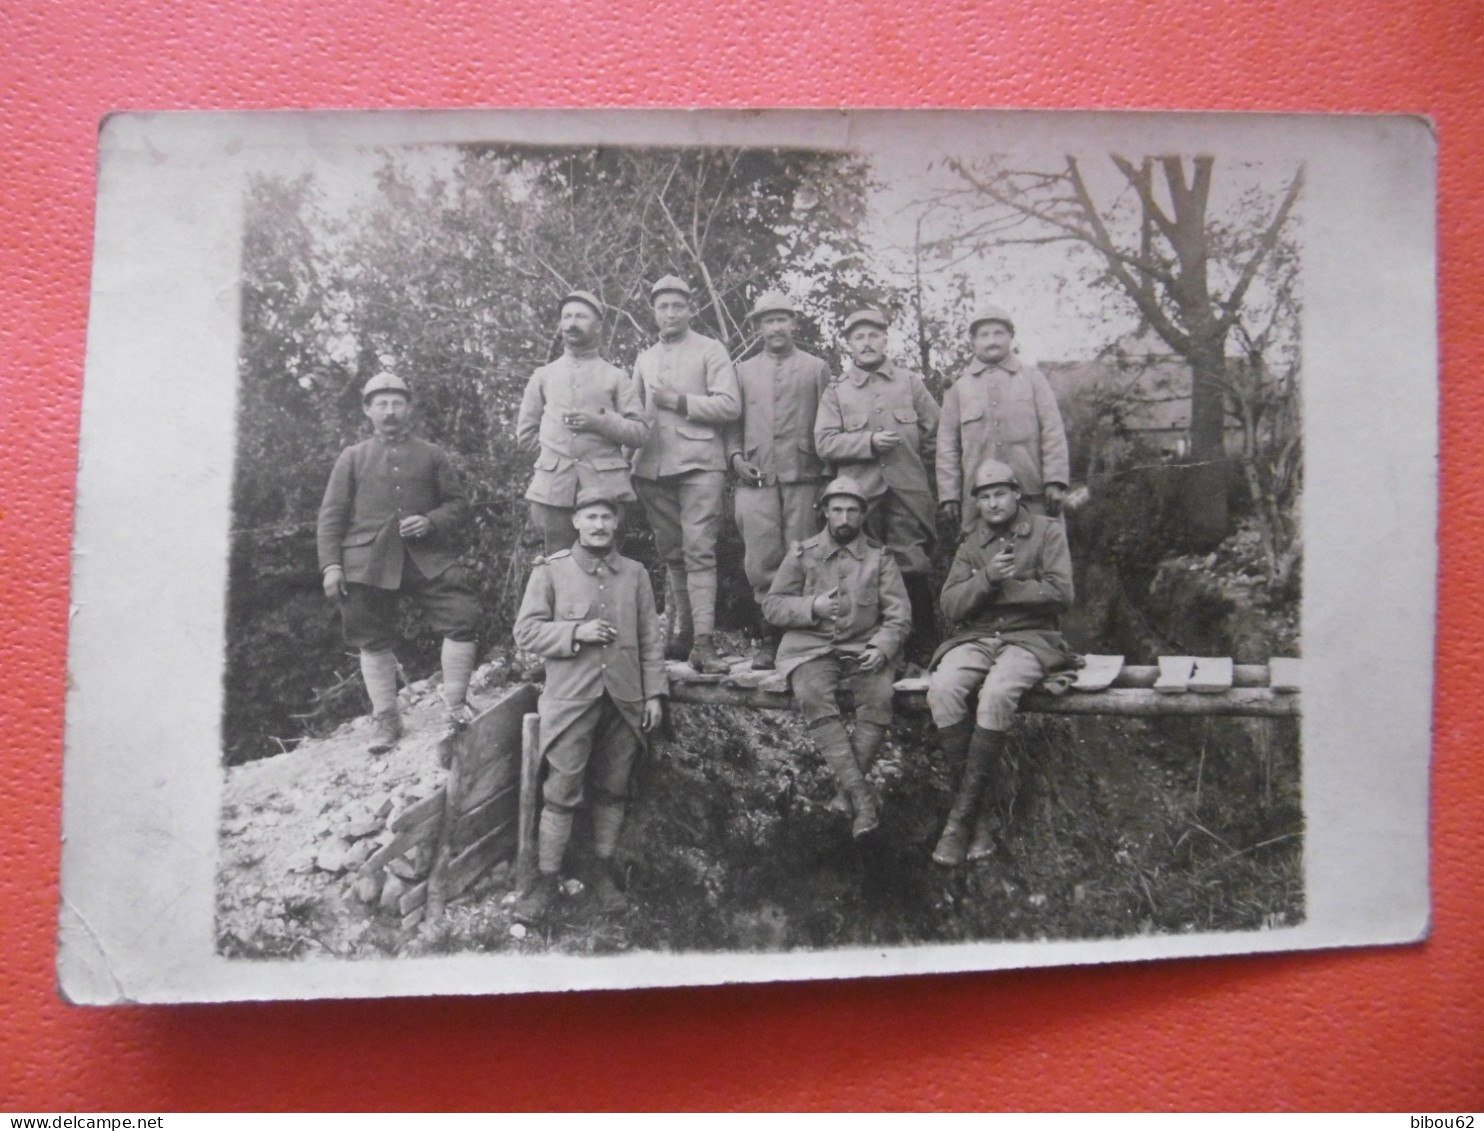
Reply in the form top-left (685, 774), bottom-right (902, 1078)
top-left (58, 109), bottom-right (1435, 1004)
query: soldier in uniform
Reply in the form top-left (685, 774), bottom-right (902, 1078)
top-left (317, 372), bottom-right (481, 753)
top-left (516, 289), bottom-right (649, 554)
top-left (630, 274), bottom-right (743, 675)
top-left (937, 305), bottom-right (1070, 531)
top-left (762, 476), bottom-right (912, 837)
top-left (814, 308), bottom-right (941, 661)
top-left (725, 291), bottom-right (832, 670)
top-left (925, 460), bottom-right (1076, 866)
top-left (512, 487), bottom-right (668, 922)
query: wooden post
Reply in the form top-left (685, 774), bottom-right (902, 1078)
top-left (516, 712), bottom-right (542, 889)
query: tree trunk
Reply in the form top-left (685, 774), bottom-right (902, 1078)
top-left (1181, 335), bottom-right (1230, 544)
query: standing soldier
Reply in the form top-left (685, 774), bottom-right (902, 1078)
top-left (814, 308), bottom-right (941, 661)
top-left (725, 291), bottom-right (833, 670)
top-left (516, 290), bottom-right (649, 555)
top-left (630, 275), bottom-right (743, 674)
top-left (512, 487), bottom-right (668, 922)
top-left (317, 372), bottom-right (482, 753)
top-left (937, 305), bottom-right (1070, 531)
top-left (925, 460), bottom-right (1076, 866)
top-left (762, 476), bottom-right (912, 837)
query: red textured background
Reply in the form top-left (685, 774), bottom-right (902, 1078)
top-left (3, 0), bottom-right (1480, 1112)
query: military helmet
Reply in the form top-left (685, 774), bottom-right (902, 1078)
top-left (649, 274), bottom-right (693, 302)
top-left (573, 486), bottom-right (621, 513)
top-left (972, 459), bottom-right (1021, 494)
top-left (969, 304), bottom-right (1016, 336)
top-left (819, 475), bottom-right (869, 507)
top-left (361, 371), bottom-right (411, 403)
top-left (559, 289), bottom-right (604, 319)
top-left (842, 308), bottom-right (889, 336)
top-left (749, 291), bottom-right (796, 320)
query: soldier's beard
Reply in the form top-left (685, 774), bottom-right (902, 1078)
top-left (829, 522), bottom-right (860, 545)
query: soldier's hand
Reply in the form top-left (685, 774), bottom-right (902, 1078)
top-left (939, 500), bottom-right (961, 528)
top-left (574, 619), bottom-right (619, 644)
top-left (811, 586), bottom-right (840, 621)
top-left (651, 385), bottom-right (682, 412)
top-left (871, 430), bottom-right (903, 453)
top-left (322, 565), bottom-right (347, 601)
top-left (733, 456), bottom-right (764, 485)
top-left (857, 646), bottom-right (887, 674)
top-left (642, 697), bottom-right (665, 732)
top-left (1043, 484), bottom-right (1066, 517)
top-left (986, 546), bottom-right (1016, 582)
top-left (399, 514), bottom-right (432, 540)
top-left (563, 410), bottom-right (595, 432)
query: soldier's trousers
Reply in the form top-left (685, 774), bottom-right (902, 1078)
top-left (927, 638), bottom-right (1045, 731)
top-left (733, 480), bottom-right (824, 604)
top-left (789, 653), bottom-right (897, 728)
top-left (341, 561), bottom-right (480, 653)
top-left (632, 471), bottom-right (725, 573)
top-left (540, 694), bottom-right (641, 813)
top-left (864, 487), bottom-right (936, 576)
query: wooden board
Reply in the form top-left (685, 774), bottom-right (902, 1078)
top-left (1154, 656), bottom-right (1196, 694)
top-left (1269, 656), bottom-right (1303, 692)
top-left (451, 781), bottom-right (519, 848)
top-left (456, 682), bottom-right (540, 810)
top-left (1189, 657), bottom-right (1235, 694)
top-left (389, 790), bottom-right (444, 833)
top-left (516, 712), bottom-right (542, 888)
top-left (1073, 654), bottom-right (1124, 692)
top-left (356, 810), bottom-right (442, 877)
top-left (441, 819), bottom-right (516, 903)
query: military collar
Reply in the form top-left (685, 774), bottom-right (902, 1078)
top-left (563, 345), bottom-right (601, 362)
top-left (966, 354), bottom-right (1024, 378)
top-left (571, 544), bottom-right (622, 573)
top-left (763, 344), bottom-right (798, 362)
top-left (977, 507), bottom-right (1033, 545)
top-left (818, 531), bottom-right (867, 559)
top-left (845, 361), bottom-right (895, 387)
top-left (371, 432), bottom-right (413, 446)
top-left (657, 328), bottom-right (695, 348)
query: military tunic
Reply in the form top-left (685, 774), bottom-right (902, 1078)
top-left (814, 362), bottom-right (941, 574)
top-left (514, 544), bottom-right (668, 810)
top-left (517, 349), bottom-right (649, 508)
top-left (725, 345), bottom-right (832, 601)
top-left (937, 355), bottom-right (1069, 528)
top-left (927, 507), bottom-right (1077, 730)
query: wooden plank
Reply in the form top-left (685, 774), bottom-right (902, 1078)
top-left (356, 810), bottom-right (442, 877)
top-left (1269, 657), bottom-right (1303, 692)
top-left (399, 880), bottom-right (428, 916)
top-left (516, 713), bottom-right (542, 888)
top-left (451, 782), bottom-right (519, 849)
top-left (1073, 654), bottom-right (1125, 692)
top-left (456, 682), bottom-right (541, 809)
top-left (439, 818), bottom-right (517, 903)
top-left (1154, 656), bottom-right (1196, 694)
top-left (389, 790), bottom-right (445, 832)
top-left (1020, 687), bottom-right (1298, 717)
top-left (1189, 657), bottom-right (1235, 694)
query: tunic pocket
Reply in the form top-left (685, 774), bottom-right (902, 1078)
top-left (843, 413), bottom-right (869, 432)
top-left (893, 408), bottom-right (919, 425)
top-left (675, 424), bottom-right (715, 441)
top-left (560, 601), bottom-right (591, 619)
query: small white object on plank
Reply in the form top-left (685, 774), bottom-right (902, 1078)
top-left (1073, 654), bottom-right (1124, 692)
top-left (1154, 656), bottom-right (1196, 694)
top-left (1189, 657), bottom-right (1234, 694)
top-left (1268, 657), bottom-right (1303, 692)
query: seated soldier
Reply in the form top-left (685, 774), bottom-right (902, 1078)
top-left (762, 476), bottom-right (912, 837)
top-left (926, 459), bottom-right (1076, 865)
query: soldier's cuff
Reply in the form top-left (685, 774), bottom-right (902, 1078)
top-left (676, 394), bottom-right (689, 417)
top-left (323, 564), bottom-right (343, 574)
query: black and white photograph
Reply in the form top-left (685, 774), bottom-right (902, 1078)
top-left (58, 110), bottom-right (1435, 1003)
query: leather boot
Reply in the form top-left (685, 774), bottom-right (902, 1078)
top-left (935, 719), bottom-right (974, 773)
top-left (689, 634), bottom-right (732, 675)
top-left (591, 857), bottom-right (628, 914)
top-left (368, 709), bottom-right (402, 755)
top-left (933, 726), bottom-right (1003, 866)
top-left (852, 720), bottom-right (888, 776)
top-left (664, 566), bottom-right (693, 661)
top-left (966, 810), bottom-right (998, 862)
top-left (513, 871), bottom-right (560, 924)
top-left (751, 625), bottom-right (780, 671)
top-left (810, 717), bottom-right (879, 837)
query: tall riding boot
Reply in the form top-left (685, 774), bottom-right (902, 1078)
top-left (664, 565), bottom-right (694, 661)
top-left (903, 573), bottom-right (938, 666)
top-left (810, 717), bottom-right (879, 838)
top-left (933, 726), bottom-right (1003, 866)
